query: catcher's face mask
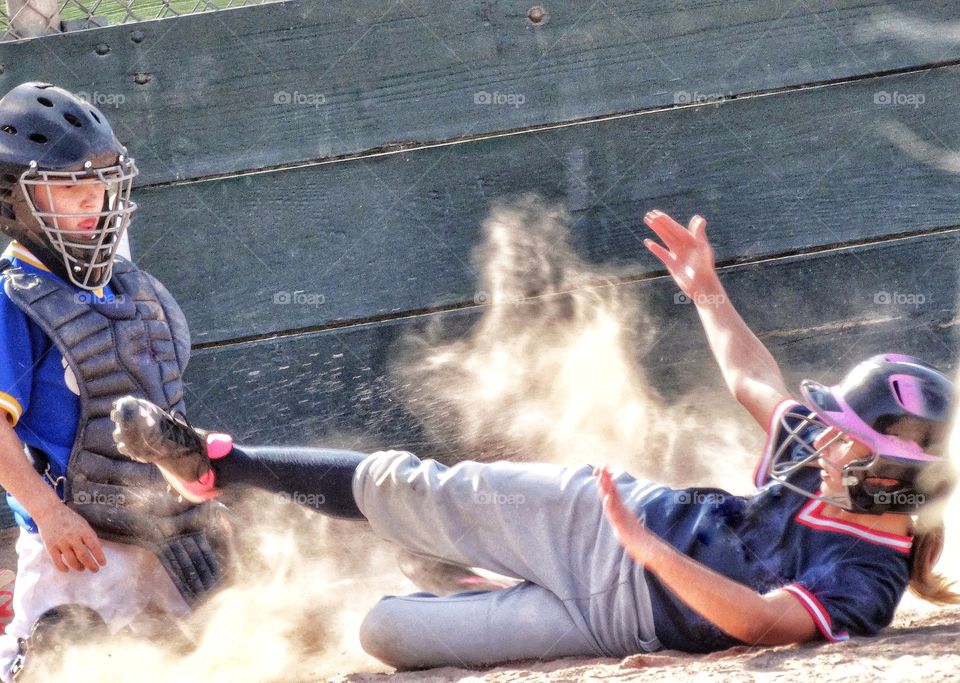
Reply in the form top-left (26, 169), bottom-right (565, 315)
top-left (18, 156), bottom-right (137, 290)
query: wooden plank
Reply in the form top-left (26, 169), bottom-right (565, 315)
top-left (180, 231), bottom-right (960, 460)
top-left (134, 65), bottom-right (960, 343)
top-left (2, 0), bottom-right (958, 185)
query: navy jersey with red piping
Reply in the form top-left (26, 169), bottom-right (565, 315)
top-left (0, 242), bottom-right (117, 531)
top-left (638, 399), bottom-right (911, 652)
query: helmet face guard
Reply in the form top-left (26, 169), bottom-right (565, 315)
top-left (768, 410), bottom-right (950, 514)
top-left (18, 157), bottom-right (137, 290)
top-left (768, 354), bottom-right (954, 515)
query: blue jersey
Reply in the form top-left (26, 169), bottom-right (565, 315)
top-left (0, 242), bottom-right (117, 530)
top-left (639, 399), bottom-right (911, 652)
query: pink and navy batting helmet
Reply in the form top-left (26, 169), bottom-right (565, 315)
top-left (798, 354), bottom-right (954, 513)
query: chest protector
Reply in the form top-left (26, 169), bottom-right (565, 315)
top-left (1, 257), bottom-right (230, 605)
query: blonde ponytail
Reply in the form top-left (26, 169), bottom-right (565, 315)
top-left (908, 523), bottom-right (960, 604)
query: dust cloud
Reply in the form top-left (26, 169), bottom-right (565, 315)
top-left (393, 194), bottom-right (757, 489)
top-left (28, 496), bottom-right (401, 682)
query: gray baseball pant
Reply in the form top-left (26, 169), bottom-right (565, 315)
top-left (353, 450), bottom-right (664, 668)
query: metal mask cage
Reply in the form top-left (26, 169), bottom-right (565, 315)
top-left (768, 409), bottom-right (941, 514)
top-left (18, 157), bottom-right (138, 290)
top-left (768, 409), bottom-right (859, 509)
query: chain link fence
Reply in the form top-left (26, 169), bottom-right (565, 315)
top-left (2, 0), bottom-right (284, 40)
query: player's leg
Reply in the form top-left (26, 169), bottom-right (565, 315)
top-left (112, 396), bottom-right (365, 517)
top-left (214, 444), bottom-right (366, 518)
top-left (353, 450), bottom-right (665, 606)
top-left (359, 581), bottom-right (602, 669)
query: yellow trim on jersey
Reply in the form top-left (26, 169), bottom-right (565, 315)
top-left (3, 242), bottom-right (50, 272)
top-left (0, 391), bottom-right (22, 427)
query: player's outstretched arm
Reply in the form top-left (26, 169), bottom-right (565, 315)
top-left (643, 210), bottom-right (790, 429)
top-left (0, 418), bottom-right (106, 573)
top-left (595, 466), bottom-right (818, 645)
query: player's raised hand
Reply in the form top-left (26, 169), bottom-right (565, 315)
top-left (594, 465), bottom-right (656, 565)
top-left (643, 210), bottom-right (717, 300)
top-left (34, 502), bottom-right (107, 573)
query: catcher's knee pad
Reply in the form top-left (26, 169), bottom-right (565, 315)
top-left (30, 604), bottom-right (107, 652)
top-left (12, 605), bottom-right (108, 679)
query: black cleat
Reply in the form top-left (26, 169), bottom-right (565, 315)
top-left (111, 396), bottom-right (220, 503)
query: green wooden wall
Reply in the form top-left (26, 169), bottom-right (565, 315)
top-left (1, 0), bottom-right (958, 461)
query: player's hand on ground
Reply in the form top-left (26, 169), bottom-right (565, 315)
top-left (594, 465), bottom-right (656, 565)
top-left (643, 210), bottom-right (717, 299)
top-left (33, 502), bottom-right (107, 572)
